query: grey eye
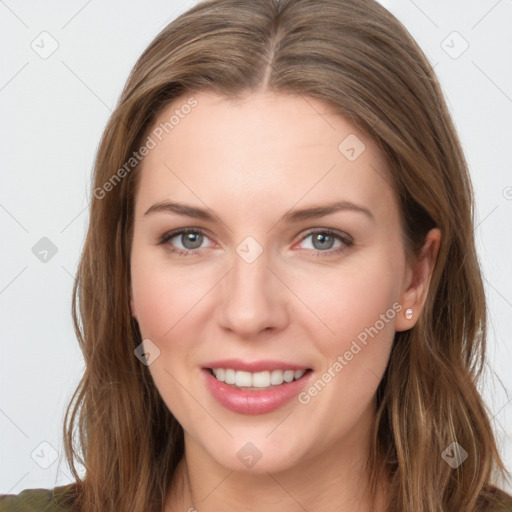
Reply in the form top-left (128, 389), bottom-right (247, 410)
top-left (310, 233), bottom-right (336, 251)
top-left (175, 232), bottom-right (204, 250)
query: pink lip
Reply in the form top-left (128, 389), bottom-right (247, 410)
top-left (202, 358), bottom-right (310, 372)
top-left (202, 368), bottom-right (313, 415)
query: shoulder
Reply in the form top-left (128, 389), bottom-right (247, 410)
top-left (478, 485), bottom-right (512, 512)
top-left (0, 483), bottom-right (77, 512)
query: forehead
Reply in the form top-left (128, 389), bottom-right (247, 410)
top-left (146, 90), bottom-right (374, 160)
top-left (135, 90), bottom-right (396, 220)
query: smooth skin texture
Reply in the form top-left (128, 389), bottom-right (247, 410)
top-left (129, 91), bottom-right (441, 512)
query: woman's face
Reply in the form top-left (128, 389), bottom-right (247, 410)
top-left (130, 90), bottom-right (417, 473)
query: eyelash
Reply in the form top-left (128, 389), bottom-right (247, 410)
top-left (157, 228), bottom-right (353, 258)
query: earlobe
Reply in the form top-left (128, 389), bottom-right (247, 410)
top-left (395, 228), bottom-right (441, 332)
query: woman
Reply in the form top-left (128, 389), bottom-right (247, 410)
top-left (1, 0), bottom-right (510, 511)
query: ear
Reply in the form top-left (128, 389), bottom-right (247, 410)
top-left (395, 228), bottom-right (441, 332)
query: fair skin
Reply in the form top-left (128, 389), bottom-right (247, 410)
top-left (129, 90), bottom-right (441, 512)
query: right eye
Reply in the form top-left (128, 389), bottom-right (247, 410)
top-left (158, 228), bottom-right (215, 256)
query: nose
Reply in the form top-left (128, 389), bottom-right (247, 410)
top-left (218, 247), bottom-right (290, 338)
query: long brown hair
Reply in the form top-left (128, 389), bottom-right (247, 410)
top-left (63, 0), bottom-right (511, 510)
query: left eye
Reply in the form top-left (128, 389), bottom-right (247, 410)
top-left (299, 231), bottom-right (344, 251)
top-left (159, 228), bottom-right (352, 257)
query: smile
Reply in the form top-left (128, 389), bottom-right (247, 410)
top-left (202, 362), bottom-right (313, 414)
top-left (209, 368), bottom-right (308, 389)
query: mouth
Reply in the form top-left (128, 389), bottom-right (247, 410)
top-left (206, 367), bottom-right (313, 391)
top-left (202, 362), bottom-right (314, 415)
top-left (201, 358), bottom-right (314, 414)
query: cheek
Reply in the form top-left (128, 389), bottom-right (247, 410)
top-left (130, 248), bottom-right (206, 425)
top-left (289, 246), bottom-right (402, 412)
top-left (293, 260), bottom-right (399, 439)
top-left (292, 250), bottom-right (403, 347)
top-left (130, 246), bottom-right (211, 341)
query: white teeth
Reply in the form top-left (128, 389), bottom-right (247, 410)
top-left (211, 368), bottom-right (308, 388)
top-left (224, 368), bottom-right (236, 385)
top-left (213, 368), bottom-right (225, 380)
top-left (252, 371), bottom-right (270, 387)
top-left (270, 369), bottom-right (284, 385)
top-left (283, 370), bottom-right (294, 383)
top-left (294, 369), bottom-right (306, 380)
top-left (235, 370), bottom-right (252, 387)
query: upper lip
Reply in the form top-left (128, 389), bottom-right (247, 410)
top-left (202, 358), bottom-right (311, 372)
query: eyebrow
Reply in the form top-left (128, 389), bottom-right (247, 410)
top-left (144, 200), bottom-right (374, 223)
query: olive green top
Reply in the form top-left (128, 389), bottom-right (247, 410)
top-left (2, 483), bottom-right (512, 511)
top-left (0, 484), bottom-right (75, 512)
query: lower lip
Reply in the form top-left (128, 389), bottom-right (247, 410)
top-left (203, 368), bottom-right (312, 415)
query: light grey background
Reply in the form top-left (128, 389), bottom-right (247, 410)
top-left (1, 0), bottom-right (511, 495)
